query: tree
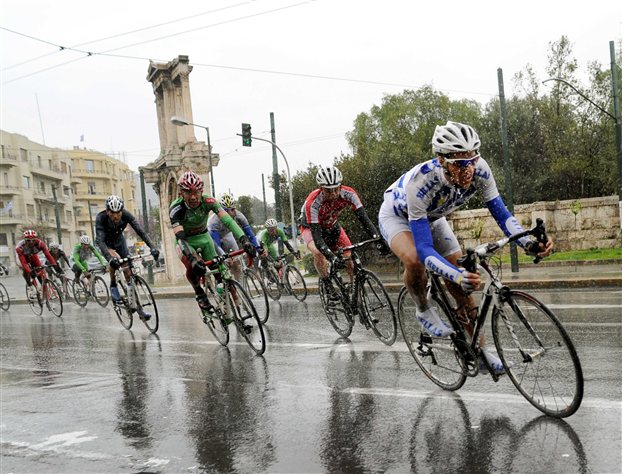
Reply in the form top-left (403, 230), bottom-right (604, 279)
top-left (237, 195), bottom-right (254, 225)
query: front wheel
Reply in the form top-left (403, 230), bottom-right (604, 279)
top-left (26, 284), bottom-right (43, 316)
top-left (0, 282), bottom-right (10, 311)
top-left (262, 264), bottom-right (282, 301)
top-left (92, 275), bottom-right (110, 307)
top-left (318, 276), bottom-right (353, 338)
top-left (72, 279), bottom-right (89, 307)
top-left (132, 276), bottom-right (159, 334)
top-left (358, 271), bottom-right (397, 345)
top-left (114, 280), bottom-right (133, 330)
top-left (243, 268), bottom-right (270, 324)
top-left (44, 280), bottom-right (63, 317)
top-left (227, 279), bottom-right (265, 355)
top-left (284, 265), bottom-right (308, 302)
top-left (492, 290), bottom-right (584, 418)
top-left (397, 287), bottom-right (467, 391)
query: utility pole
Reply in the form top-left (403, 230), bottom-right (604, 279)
top-left (610, 40), bottom-right (622, 232)
top-left (87, 200), bottom-right (95, 241)
top-left (270, 112), bottom-right (283, 222)
top-left (140, 169), bottom-right (154, 284)
top-left (261, 173), bottom-right (268, 222)
top-left (498, 68), bottom-right (519, 272)
top-left (51, 185), bottom-right (62, 244)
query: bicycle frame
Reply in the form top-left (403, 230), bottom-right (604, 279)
top-left (332, 238), bottom-right (379, 313)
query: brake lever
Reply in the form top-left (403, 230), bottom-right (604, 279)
top-left (457, 249), bottom-right (477, 273)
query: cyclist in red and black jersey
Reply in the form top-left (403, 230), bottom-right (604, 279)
top-left (300, 165), bottom-right (388, 297)
top-left (15, 230), bottom-right (61, 285)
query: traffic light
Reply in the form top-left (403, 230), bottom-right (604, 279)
top-left (241, 123), bottom-right (252, 147)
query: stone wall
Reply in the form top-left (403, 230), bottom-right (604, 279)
top-left (448, 195), bottom-right (621, 251)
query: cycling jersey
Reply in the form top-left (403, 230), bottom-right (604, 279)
top-left (380, 157), bottom-right (528, 283)
top-left (15, 238), bottom-right (56, 273)
top-left (208, 209), bottom-right (258, 249)
top-left (300, 185), bottom-right (363, 229)
top-left (258, 228), bottom-right (294, 259)
top-left (72, 243), bottom-right (106, 273)
top-left (95, 209), bottom-right (154, 260)
top-left (49, 248), bottom-right (71, 268)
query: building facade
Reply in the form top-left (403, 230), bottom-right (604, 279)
top-left (0, 130), bottom-right (137, 269)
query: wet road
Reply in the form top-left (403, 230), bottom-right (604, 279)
top-left (1, 288), bottom-right (621, 473)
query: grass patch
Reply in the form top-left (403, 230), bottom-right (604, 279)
top-left (498, 247), bottom-right (622, 264)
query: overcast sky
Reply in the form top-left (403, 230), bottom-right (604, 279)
top-left (2, 0), bottom-right (621, 201)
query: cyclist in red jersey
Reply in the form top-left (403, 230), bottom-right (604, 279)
top-left (299, 165), bottom-right (388, 298)
top-left (15, 230), bottom-right (61, 285)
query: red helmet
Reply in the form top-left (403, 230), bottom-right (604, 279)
top-left (23, 229), bottom-right (37, 239)
top-left (178, 171), bottom-right (204, 192)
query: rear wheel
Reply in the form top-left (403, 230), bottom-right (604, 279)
top-left (243, 268), bottom-right (270, 324)
top-left (227, 279), bottom-right (265, 355)
top-left (114, 280), bottom-right (133, 330)
top-left (204, 282), bottom-right (229, 346)
top-left (397, 287), bottom-right (467, 391)
top-left (26, 283), bottom-right (43, 316)
top-left (92, 275), bottom-right (110, 307)
top-left (358, 271), bottom-right (397, 345)
top-left (0, 282), bottom-right (10, 311)
top-left (319, 276), bottom-right (353, 338)
top-left (72, 279), bottom-right (89, 307)
top-left (132, 275), bottom-right (159, 334)
top-left (492, 290), bottom-right (584, 418)
top-left (44, 280), bottom-right (63, 317)
top-left (284, 265), bottom-right (307, 301)
top-left (261, 263), bottom-right (282, 300)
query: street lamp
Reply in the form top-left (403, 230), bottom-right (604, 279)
top-left (170, 116), bottom-right (216, 196)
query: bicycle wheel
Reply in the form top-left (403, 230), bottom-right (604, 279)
top-left (397, 287), bottom-right (467, 391)
top-left (26, 284), bottom-right (43, 316)
top-left (132, 275), bottom-right (159, 334)
top-left (72, 279), bottom-right (89, 307)
top-left (0, 282), bottom-right (10, 311)
top-left (262, 265), bottom-right (282, 300)
top-left (318, 277), bottom-right (354, 338)
top-left (91, 275), bottom-right (110, 307)
top-left (243, 268), bottom-right (270, 324)
top-left (358, 271), bottom-right (397, 345)
top-left (227, 279), bottom-right (265, 355)
top-left (44, 280), bottom-right (63, 317)
top-left (284, 265), bottom-right (308, 302)
top-left (114, 280), bottom-right (133, 330)
top-left (492, 290), bottom-right (584, 418)
top-left (204, 281), bottom-right (230, 346)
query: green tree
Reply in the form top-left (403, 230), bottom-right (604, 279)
top-left (237, 195), bottom-right (254, 225)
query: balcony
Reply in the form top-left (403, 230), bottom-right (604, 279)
top-left (0, 154), bottom-right (19, 167)
top-left (33, 190), bottom-right (56, 203)
top-left (0, 185), bottom-right (20, 195)
top-left (30, 162), bottom-right (65, 181)
top-left (72, 168), bottom-right (111, 178)
top-left (0, 213), bottom-right (24, 225)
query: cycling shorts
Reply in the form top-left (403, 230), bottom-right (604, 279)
top-left (301, 226), bottom-right (352, 252)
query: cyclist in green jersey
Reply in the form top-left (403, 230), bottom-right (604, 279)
top-left (170, 171), bottom-right (257, 317)
top-left (258, 218), bottom-right (299, 261)
top-left (72, 235), bottom-right (107, 279)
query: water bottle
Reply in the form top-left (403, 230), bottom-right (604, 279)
top-left (216, 283), bottom-right (224, 297)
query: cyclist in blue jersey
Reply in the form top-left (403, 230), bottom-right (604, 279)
top-left (378, 121), bottom-right (553, 374)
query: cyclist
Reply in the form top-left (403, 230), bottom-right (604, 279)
top-left (72, 235), bottom-right (107, 281)
top-left (300, 165), bottom-right (387, 299)
top-left (208, 193), bottom-right (259, 281)
top-left (258, 218), bottom-right (300, 279)
top-left (95, 195), bottom-right (160, 311)
top-left (170, 171), bottom-right (256, 319)
top-left (46, 243), bottom-right (71, 280)
top-left (16, 230), bottom-right (61, 286)
top-left (378, 121), bottom-right (553, 373)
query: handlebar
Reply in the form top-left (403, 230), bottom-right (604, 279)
top-left (116, 253), bottom-right (151, 265)
top-left (334, 237), bottom-right (381, 257)
top-left (203, 248), bottom-right (246, 267)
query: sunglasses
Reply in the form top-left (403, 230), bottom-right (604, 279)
top-left (445, 154), bottom-right (480, 169)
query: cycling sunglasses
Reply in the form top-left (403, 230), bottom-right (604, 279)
top-left (444, 153), bottom-right (480, 169)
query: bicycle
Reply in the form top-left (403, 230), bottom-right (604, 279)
top-left (199, 248), bottom-right (266, 355)
top-left (47, 269), bottom-right (74, 301)
top-left (240, 255), bottom-right (270, 324)
top-left (25, 265), bottom-right (63, 317)
top-left (112, 254), bottom-right (159, 334)
top-left (73, 267), bottom-right (110, 308)
top-left (318, 237), bottom-right (397, 345)
top-left (257, 252), bottom-right (308, 302)
top-left (0, 281), bottom-right (9, 311)
top-left (397, 219), bottom-right (584, 418)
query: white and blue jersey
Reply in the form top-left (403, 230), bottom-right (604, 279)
top-left (379, 157), bottom-right (528, 284)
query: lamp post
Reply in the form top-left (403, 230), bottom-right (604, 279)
top-left (170, 116), bottom-right (216, 196)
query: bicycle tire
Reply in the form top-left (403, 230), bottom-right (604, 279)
top-left (492, 290), bottom-right (584, 418)
top-left (132, 275), bottom-right (159, 334)
top-left (284, 265), bottom-right (307, 302)
top-left (318, 276), bottom-right (354, 338)
top-left (44, 280), bottom-right (63, 317)
top-left (72, 279), bottom-right (89, 307)
top-left (358, 270), bottom-right (397, 345)
top-left (227, 279), bottom-right (266, 355)
top-left (92, 275), bottom-right (110, 307)
top-left (26, 283), bottom-right (43, 316)
top-left (243, 268), bottom-right (270, 324)
top-left (262, 265), bottom-right (282, 300)
top-left (204, 280), bottom-right (230, 346)
top-left (397, 287), bottom-right (467, 391)
top-left (114, 279), bottom-right (133, 330)
top-left (0, 282), bottom-right (10, 311)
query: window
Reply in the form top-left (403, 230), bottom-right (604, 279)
top-left (61, 162), bottom-right (67, 174)
top-left (85, 160), bottom-right (95, 172)
top-left (3, 172), bottom-right (8, 186)
top-left (1, 145), bottom-right (4, 159)
top-left (90, 203), bottom-right (99, 216)
top-left (20, 148), bottom-right (28, 162)
top-left (88, 182), bottom-right (96, 195)
top-left (0, 234), bottom-right (7, 246)
top-left (39, 181), bottom-right (46, 192)
top-left (63, 186), bottom-right (70, 197)
top-left (27, 204), bottom-right (35, 217)
top-left (66, 210), bottom-right (72, 223)
top-left (22, 176), bottom-right (30, 189)
top-left (37, 156), bottom-right (42, 167)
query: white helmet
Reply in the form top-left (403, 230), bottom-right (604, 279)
top-left (105, 195), bottom-right (124, 212)
top-left (49, 242), bottom-right (60, 249)
top-left (265, 218), bottom-right (278, 228)
top-left (432, 121), bottom-right (481, 154)
top-left (316, 165), bottom-right (342, 188)
top-left (80, 235), bottom-right (91, 245)
top-left (219, 193), bottom-right (235, 209)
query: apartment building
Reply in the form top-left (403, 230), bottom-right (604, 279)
top-left (0, 130), bottom-right (137, 269)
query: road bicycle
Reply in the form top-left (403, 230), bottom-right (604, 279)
top-left (318, 237), bottom-right (397, 345)
top-left (25, 265), bottom-right (63, 317)
top-left (112, 254), bottom-right (159, 334)
top-left (48, 270), bottom-right (74, 302)
top-left (240, 255), bottom-right (270, 324)
top-left (73, 266), bottom-right (110, 308)
top-left (257, 252), bottom-right (308, 302)
top-left (199, 248), bottom-right (266, 355)
top-left (0, 281), bottom-right (9, 311)
top-left (397, 219), bottom-right (583, 418)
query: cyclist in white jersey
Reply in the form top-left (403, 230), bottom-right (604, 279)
top-left (378, 121), bottom-right (553, 373)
